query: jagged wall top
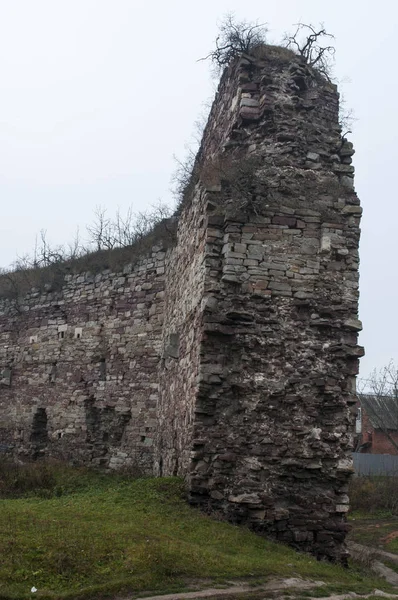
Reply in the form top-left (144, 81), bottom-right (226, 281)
top-left (196, 44), bottom-right (339, 176)
top-left (0, 45), bottom-right (343, 303)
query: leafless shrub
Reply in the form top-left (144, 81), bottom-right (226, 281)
top-left (171, 148), bottom-right (198, 211)
top-left (117, 461), bottom-right (145, 479)
top-left (170, 96), bottom-right (214, 212)
top-left (199, 14), bottom-right (268, 74)
top-left (172, 149), bottom-right (280, 217)
top-left (200, 17), bottom-right (335, 83)
top-left (14, 228), bottom-right (86, 271)
top-left (87, 202), bottom-right (171, 251)
top-left (0, 203), bottom-right (174, 300)
top-left (339, 93), bottom-right (356, 135)
top-left (1, 229), bottom-right (90, 302)
top-left (200, 154), bottom-right (268, 214)
top-left (283, 23), bottom-right (335, 80)
top-left (172, 150), bottom-right (265, 215)
top-left (349, 475), bottom-right (398, 515)
top-left (193, 98), bottom-right (213, 147)
top-left (0, 458), bottom-right (57, 498)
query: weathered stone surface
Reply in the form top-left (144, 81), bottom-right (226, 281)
top-left (0, 249), bottom-right (166, 471)
top-left (178, 51), bottom-right (361, 564)
top-left (0, 48), bottom-right (361, 564)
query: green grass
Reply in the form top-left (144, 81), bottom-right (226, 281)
top-left (348, 513), bottom-right (398, 554)
top-left (349, 477), bottom-right (398, 517)
top-left (387, 537), bottom-right (398, 555)
top-left (0, 465), bottom-right (392, 600)
top-left (384, 560), bottom-right (398, 575)
top-left (349, 510), bottom-right (396, 521)
top-left (348, 475), bottom-right (398, 555)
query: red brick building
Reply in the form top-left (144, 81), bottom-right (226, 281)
top-left (356, 395), bottom-right (398, 455)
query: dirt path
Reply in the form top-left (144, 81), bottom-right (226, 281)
top-left (309, 594), bottom-right (398, 600)
top-left (115, 577), bottom-right (398, 600)
top-left (117, 578), bottom-right (322, 600)
top-left (348, 542), bottom-right (398, 586)
top-left (121, 587), bottom-right (398, 600)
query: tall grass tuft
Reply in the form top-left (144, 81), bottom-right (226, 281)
top-left (349, 475), bottom-right (398, 515)
top-left (0, 459), bottom-right (57, 498)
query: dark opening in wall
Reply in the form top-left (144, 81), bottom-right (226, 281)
top-left (58, 325), bottom-right (67, 340)
top-left (30, 408), bottom-right (49, 459)
top-left (84, 399), bottom-right (132, 463)
top-left (295, 302), bottom-right (311, 320)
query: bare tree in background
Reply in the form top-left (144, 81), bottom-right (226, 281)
top-left (86, 206), bottom-right (113, 251)
top-left (86, 202), bottom-right (171, 251)
top-left (0, 201), bottom-right (173, 301)
top-left (14, 229), bottom-right (86, 271)
top-left (338, 92), bottom-right (356, 136)
top-left (171, 148), bottom-right (198, 208)
top-left (358, 361), bottom-right (398, 454)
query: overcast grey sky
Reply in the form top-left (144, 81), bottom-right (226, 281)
top-left (0, 0), bottom-right (397, 379)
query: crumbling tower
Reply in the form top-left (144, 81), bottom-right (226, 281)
top-left (158, 46), bottom-right (362, 561)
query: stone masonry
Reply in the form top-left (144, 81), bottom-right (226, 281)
top-left (0, 250), bottom-right (167, 471)
top-left (0, 46), bottom-right (362, 561)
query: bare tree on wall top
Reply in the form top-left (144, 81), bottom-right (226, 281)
top-left (199, 14), bottom-right (268, 72)
top-left (200, 16), bottom-right (336, 81)
top-left (283, 23), bottom-right (335, 79)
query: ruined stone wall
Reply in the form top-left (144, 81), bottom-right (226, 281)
top-left (156, 184), bottom-right (208, 476)
top-left (0, 46), bottom-right (362, 561)
top-left (186, 50), bottom-right (363, 562)
top-left (0, 247), bottom-right (167, 471)
top-left (153, 49), bottom-right (362, 561)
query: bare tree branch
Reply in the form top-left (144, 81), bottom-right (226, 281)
top-left (358, 361), bottom-right (398, 454)
top-left (85, 203), bottom-right (171, 251)
top-left (283, 22), bottom-right (335, 81)
top-left (199, 14), bottom-right (268, 73)
top-left (0, 202), bottom-right (173, 300)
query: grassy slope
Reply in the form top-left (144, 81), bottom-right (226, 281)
top-left (348, 477), bottom-right (398, 555)
top-left (0, 470), bottom-right (392, 600)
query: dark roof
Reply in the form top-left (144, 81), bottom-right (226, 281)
top-left (359, 394), bottom-right (398, 431)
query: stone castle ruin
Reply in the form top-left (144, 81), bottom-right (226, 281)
top-left (0, 46), bottom-right (363, 561)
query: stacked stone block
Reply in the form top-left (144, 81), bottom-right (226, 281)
top-left (0, 248), bottom-right (167, 471)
